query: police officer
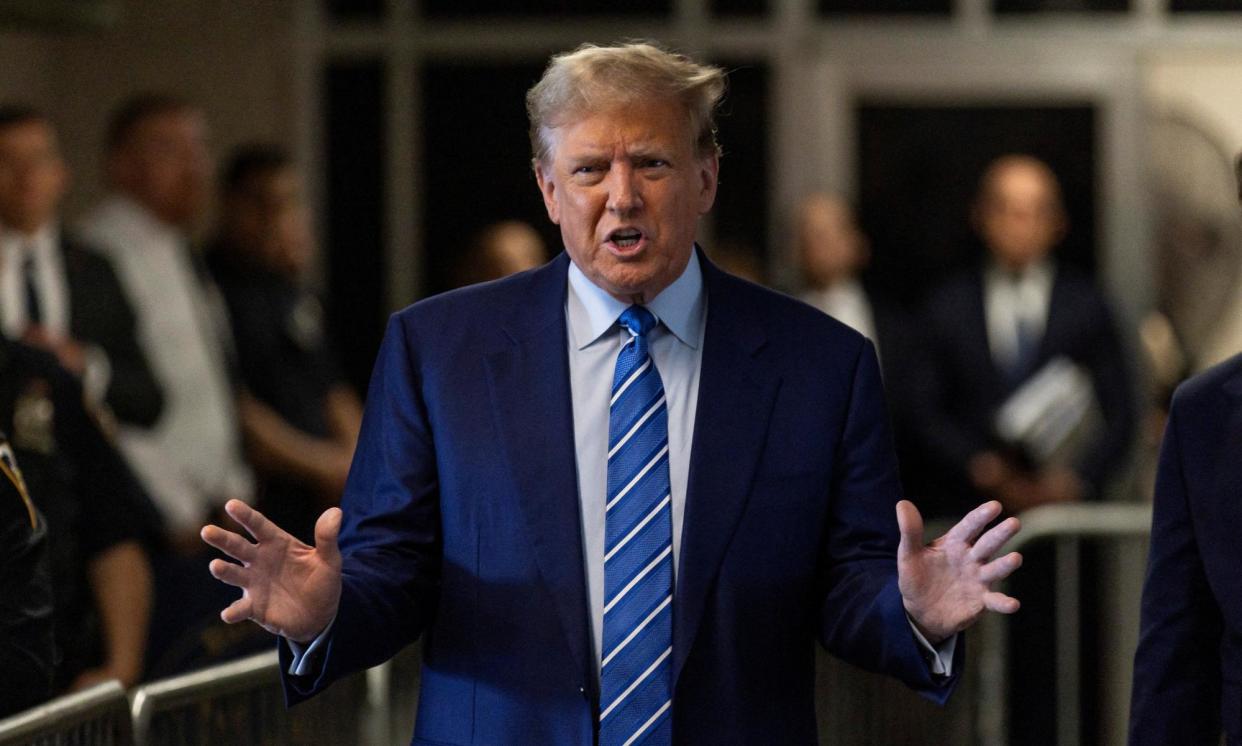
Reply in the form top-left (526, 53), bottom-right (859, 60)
top-left (0, 428), bottom-right (53, 717)
top-left (0, 336), bottom-right (160, 693)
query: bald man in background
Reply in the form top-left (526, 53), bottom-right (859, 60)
top-left (911, 154), bottom-right (1136, 745)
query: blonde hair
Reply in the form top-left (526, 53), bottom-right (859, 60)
top-left (525, 41), bottom-right (726, 167)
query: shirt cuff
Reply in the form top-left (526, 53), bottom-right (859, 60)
top-left (286, 615), bottom-right (336, 677)
top-left (906, 615), bottom-right (957, 677)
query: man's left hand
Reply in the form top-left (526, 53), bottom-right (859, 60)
top-left (896, 500), bottom-right (1022, 644)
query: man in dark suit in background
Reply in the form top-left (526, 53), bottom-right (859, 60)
top-left (202, 42), bottom-right (1026, 744)
top-left (1128, 156), bottom-right (1242, 746)
top-left (912, 154), bottom-right (1136, 745)
top-left (0, 106), bottom-right (163, 429)
top-left (912, 154), bottom-right (1135, 519)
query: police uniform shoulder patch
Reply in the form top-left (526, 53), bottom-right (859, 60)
top-left (0, 432), bottom-right (36, 530)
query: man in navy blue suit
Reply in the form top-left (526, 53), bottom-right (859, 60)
top-left (202, 42), bottom-right (1024, 744)
top-left (1129, 350), bottom-right (1242, 744)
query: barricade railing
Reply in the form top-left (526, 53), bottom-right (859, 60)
top-left (130, 650), bottom-right (372, 746)
top-left (0, 681), bottom-right (133, 746)
top-left (975, 502), bottom-right (1153, 746)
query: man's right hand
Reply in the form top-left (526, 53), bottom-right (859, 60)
top-left (201, 499), bottom-right (342, 644)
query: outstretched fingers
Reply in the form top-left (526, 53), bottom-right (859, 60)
top-left (209, 558), bottom-right (251, 589)
top-left (980, 551), bottom-right (1023, 584)
top-left (944, 500), bottom-right (1003, 545)
top-left (224, 499), bottom-right (283, 544)
top-left (220, 596), bottom-right (253, 625)
top-left (984, 591), bottom-right (1021, 615)
top-left (201, 524), bottom-right (257, 564)
top-left (970, 516), bottom-right (1021, 562)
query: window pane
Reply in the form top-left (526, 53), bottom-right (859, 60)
top-left (421, 0), bottom-right (669, 18)
top-left (323, 61), bottom-right (388, 391)
top-left (820, 0), bottom-right (951, 16)
top-left (325, 0), bottom-right (384, 21)
top-left (995, 0), bottom-right (1128, 12)
top-left (854, 103), bottom-right (1098, 302)
top-left (420, 62), bottom-right (560, 296)
top-left (709, 61), bottom-right (770, 282)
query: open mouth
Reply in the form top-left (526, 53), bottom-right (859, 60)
top-left (608, 228), bottom-right (644, 249)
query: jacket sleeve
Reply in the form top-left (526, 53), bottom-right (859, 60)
top-left (282, 313), bottom-right (441, 705)
top-left (816, 339), bottom-right (962, 705)
top-left (1128, 395), bottom-right (1223, 745)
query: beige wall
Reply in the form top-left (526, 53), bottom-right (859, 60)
top-left (0, 0), bottom-right (299, 224)
top-left (1145, 50), bottom-right (1242, 156)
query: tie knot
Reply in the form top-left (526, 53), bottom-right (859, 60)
top-left (618, 305), bottom-right (657, 338)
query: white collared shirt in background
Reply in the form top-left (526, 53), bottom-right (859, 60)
top-left (984, 260), bottom-right (1054, 372)
top-left (800, 279), bottom-right (879, 356)
top-left (0, 222), bottom-right (69, 340)
top-left (77, 195), bottom-right (253, 532)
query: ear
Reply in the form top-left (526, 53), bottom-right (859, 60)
top-left (534, 159), bottom-right (561, 225)
top-left (696, 153), bottom-right (720, 216)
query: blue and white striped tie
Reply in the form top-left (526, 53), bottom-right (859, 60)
top-left (600, 305), bottom-right (673, 746)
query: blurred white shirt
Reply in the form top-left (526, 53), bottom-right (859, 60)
top-left (78, 195), bottom-right (252, 532)
top-left (0, 222), bottom-right (68, 340)
top-left (984, 260), bottom-right (1053, 373)
top-left (800, 279), bottom-right (879, 354)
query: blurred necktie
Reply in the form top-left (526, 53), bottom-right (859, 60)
top-left (22, 250), bottom-right (41, 325)
top-left (600, 305), bottom-right (673, 746)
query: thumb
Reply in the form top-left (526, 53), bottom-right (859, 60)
top-left (895, 500), bottom-right (924, 561)
top-left (314, 507), bottom-right (343, 567)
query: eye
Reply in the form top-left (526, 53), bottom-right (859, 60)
top-left (641, 158), bottom-right (669, 169)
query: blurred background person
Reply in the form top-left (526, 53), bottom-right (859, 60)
top-left (911, 154), bottom-right (1136, 746)
top-left (77, 95), bottom-right (259, 678)
top-left (707, 240), bottom-right (767, 285)
top-left (0, 335), bottom-right (160, 694)
top-left (207, 144), bottom-right (362, 544)
top-left (794, 192), bottom-right (927, 507)
top-left (76, 95), bottom-right (252, 544)
top-left (0, 106), bottom-right (163, 430)
top-left (0, 428), bottom-right (53, 717)
top-left (452, 219), bottom-right (547, 288)
top-left (912, 154), bottom-right (1135, 519)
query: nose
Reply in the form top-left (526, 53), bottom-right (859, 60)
top-left (606, 163), bottom-right (642, 215)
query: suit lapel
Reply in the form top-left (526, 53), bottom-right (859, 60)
top-left (484, 254), bottom-right (594, 690)
top-left (673, 258), bottom-right (781, 689)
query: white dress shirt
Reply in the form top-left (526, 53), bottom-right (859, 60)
top-left (77, 195), bottom-right (253, 532)
top-left (800, 279), bottom-right (879, 356)
top-left (984, 260), bottom-right (1054, 372)
top-left (0, 222), bottom-right (68, 340)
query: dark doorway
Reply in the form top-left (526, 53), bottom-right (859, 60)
top-left (420, 61), bottom-right (560, 297)
top-left (323, 60), bottom-right (388, 394)
top-left (855, 102), bottom-right (1098, 308)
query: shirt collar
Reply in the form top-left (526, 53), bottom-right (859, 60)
top-left (567, 248), bottom-right (705, 351)
top-left (0, 222), bottom-right (59, 265)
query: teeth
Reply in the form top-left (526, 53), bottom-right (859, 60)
top-left (612, 230), bottom-right (641, 247)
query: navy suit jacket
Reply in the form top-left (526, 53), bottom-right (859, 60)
top-left (910, 265), bottom-right (1135, 518)
top-left (281, 251), bottom-right (959, 744)
top-left (1130, 353), bottom-right (1242, 746)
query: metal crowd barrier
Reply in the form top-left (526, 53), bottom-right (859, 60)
top-left (0, 681), bottom-right (133, 746)
top-left (975, 502), bottom-right (1154, 746)
top-left (129, 650), bottom-right (371, 746)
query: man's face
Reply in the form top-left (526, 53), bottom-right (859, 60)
top-left (0, 120), bottom-right (68, 234)
top-left (975, 161), bottom-right (1066, 271)
top-left (114, 110), bottom-right (211, 227)
top-left (535, 98), bottom-right (718, 303)
top-left (799, 196), bottom-right (868, 287)
top-left (225, 168), bottom-right (312, 277)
